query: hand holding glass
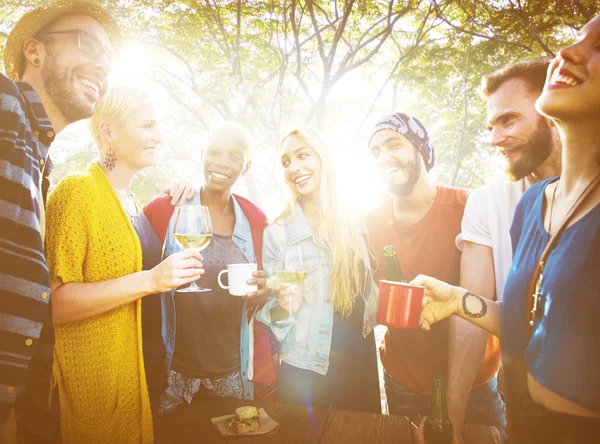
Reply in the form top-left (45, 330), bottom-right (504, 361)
top-left (274, 246), bottom-right (308, 324)
top-left (173, 205), bottom-right (212, 292)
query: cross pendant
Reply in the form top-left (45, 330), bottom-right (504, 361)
top-left (530, 262), bottom-right (545, 327)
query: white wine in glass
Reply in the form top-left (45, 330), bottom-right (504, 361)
top-left (173, 205), bottom-right (212, 292)
top-left (274, 246), bottom-right (307, 324)
top-left (174, 233), bottom-right (212, 250)
top-left (273, 270), bottom-right (309, 285)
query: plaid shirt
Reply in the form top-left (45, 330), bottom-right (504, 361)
top-left (0, 73), bottom-right (55, 429)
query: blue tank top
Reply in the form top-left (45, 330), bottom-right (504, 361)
top-left (503, 177), bottom-right (600, 413)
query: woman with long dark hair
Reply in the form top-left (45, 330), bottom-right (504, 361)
top-left (413, 15), bottom-right (600, 443)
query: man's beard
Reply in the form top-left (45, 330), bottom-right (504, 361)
top-left (504, 117), bottom-right (554, 181)
top-left (388, 149), bottom-right (422, 196)
top-left (41, 47), bottom-right (95, 123)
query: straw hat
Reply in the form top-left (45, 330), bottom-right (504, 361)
top-left (4, 1), bottom-right (121, 81)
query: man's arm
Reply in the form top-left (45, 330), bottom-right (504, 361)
top-left (0, 83), bottom-right (51, 428)
top-left (447, 241), bottom-right (495, 442)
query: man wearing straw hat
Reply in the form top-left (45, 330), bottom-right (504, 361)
top-left (0, 1), bottom-right (120, 442)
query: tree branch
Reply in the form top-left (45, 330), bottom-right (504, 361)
top-left (236, 0), bottom-right (243, 78)
top-left (147, 41), bottom-right (199, 91)
top-left (291, 0), bottom-right (314, 105)
top-left (429, 0), bottom-right (534, 52)
top-left (510, 0), bottom-right (557, 56)
top-left (155, 64), bottom-right (229, 121)
top-left (451, 3), bottom-right (476, 186)
top-left (202, 0), bottom-right (238, 76)
top-left (336, 10), bottom-right (405, 79)
top-left (337, 4), bottom-right (409, 74)
top-left (359, 7), bottom-right (436, 128)
top-left (327, 0), bottom-right (355, 75)
top-left (152, 72), bottom-right (210, 130)
top-left (306, 0), bottom-right (328, 69)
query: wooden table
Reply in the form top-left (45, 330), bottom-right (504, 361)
top-left (156, 397), bottom-right (503, 444)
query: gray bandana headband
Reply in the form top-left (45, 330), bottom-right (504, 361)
top-left (369, 112), bottom-right (435, 171)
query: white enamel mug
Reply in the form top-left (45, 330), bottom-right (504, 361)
top-left (217, 263), bottom-right (258, 296)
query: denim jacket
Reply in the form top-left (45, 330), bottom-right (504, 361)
top-left (161, 194), bottom-right (255, 399)
top-left (256, 204), bottom-right (378, 375)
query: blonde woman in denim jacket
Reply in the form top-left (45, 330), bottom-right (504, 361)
top-left (257, 127), bottom-right (380, 413)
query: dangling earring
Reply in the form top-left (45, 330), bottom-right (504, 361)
top-left (104, 145), bottom-right (117, 170)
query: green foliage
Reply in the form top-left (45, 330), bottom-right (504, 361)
top-left (389, 0), bottom-right (599, 186)
top-left (2, 0), bottom-right (598, 209)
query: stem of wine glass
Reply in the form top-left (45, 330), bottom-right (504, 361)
top-left (287, 293), bottom-right (294, 320)
top-left (187, 247), bottom-right (202, 290)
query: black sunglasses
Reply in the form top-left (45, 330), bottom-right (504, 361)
top-left (38, 29), bottom-right (113, 62)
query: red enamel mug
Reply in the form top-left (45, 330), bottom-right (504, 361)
top-left (376, 280), bottom-right (425, 329)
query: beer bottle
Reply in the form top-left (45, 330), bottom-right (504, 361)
top-left (383, 245), bottom-right (407, 283)
top-left (424, 377), bottom-right (454, 444)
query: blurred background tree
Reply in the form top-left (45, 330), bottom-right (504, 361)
top-left (2, 0), bottom-right (598, 216)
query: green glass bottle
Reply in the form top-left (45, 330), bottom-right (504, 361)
top-left (424, 377), bottom-right (454, 444)
top-left (383, 245), bottom-right (407, 283)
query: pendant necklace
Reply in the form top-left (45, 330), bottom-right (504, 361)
top-left (531, 174), bottom-right (600, 326)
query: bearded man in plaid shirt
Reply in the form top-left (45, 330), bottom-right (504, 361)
top-left (0, 2), bottom-right (120, 442)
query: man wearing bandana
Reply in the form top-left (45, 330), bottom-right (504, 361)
top-left (366, 113), bottom-right (506, 443)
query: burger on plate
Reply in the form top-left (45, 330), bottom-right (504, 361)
top-left (230, 406), bottom-right (260, 434)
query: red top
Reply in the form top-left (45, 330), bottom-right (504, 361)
top-left (367, 186), bottom-right (500, 395)
top-left (143, 194), bottom-right (276, 384)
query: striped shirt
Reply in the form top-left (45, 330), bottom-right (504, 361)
top-left (0, 73), bottom-right (55, 427)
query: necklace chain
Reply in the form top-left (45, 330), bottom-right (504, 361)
top-left (548, 179), bottom-right (559, 237)
top-left (99, 159), bottom-right (139, 218)
top-left (533, 173), bottom-right (600, 327)
top-left (113, 187), bottom-right (139, 218)
top-left (548, 173), bottom-right (600, 238)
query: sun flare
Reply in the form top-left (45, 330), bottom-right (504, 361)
top-left (110, 40), bottom-right (153, 88)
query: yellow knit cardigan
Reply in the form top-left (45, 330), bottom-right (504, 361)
top-left (45, 162), bottom-right (153, 444)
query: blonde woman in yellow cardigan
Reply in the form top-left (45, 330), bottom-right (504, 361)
top-left (45, 86), bottom-right (204, 444)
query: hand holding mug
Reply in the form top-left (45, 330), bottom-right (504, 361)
top-left (410, 274), bottom-right (462, 331)
top-left (376, 280), bottom-right (424, 329)
top-left (218, 263), bottom-right (259, 297)
top-left (243, 270), bottom-right (270, 305)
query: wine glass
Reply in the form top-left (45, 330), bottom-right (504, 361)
top-left (173, 205), bottom-right (213, 292)
top-left (273, 246), bottom-right (308, 324)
